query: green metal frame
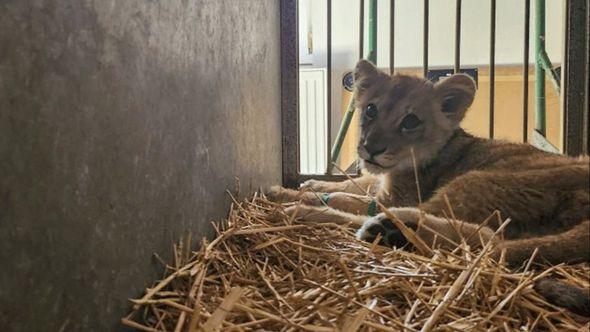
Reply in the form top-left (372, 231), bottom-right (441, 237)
top-left (534, 0), bottom-right (560, 138)
top-left (534, 0), bottom-right (546, 136)
top-left (327, 0), bottom-right (377, 174)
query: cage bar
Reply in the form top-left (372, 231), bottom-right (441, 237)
top-left (390, 0), bottom-right (395, 75)
top-left (359, 0), bottom-right (365, 59)
top-left (423, 0), bottom-right (429, 77)
top-left (326, 0), bottom-right (332, 173)
top-left (535, 0), bottom-right (546, 136)
top-left (367, 0), bottom-right (378, 64)
top-left (489, 0), bottom-right (496, 138)
top-left (454, 0), bottom-right (461, 73)
top-left (523, 0), bottom-right (530, 143)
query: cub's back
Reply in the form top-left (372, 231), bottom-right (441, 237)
top-left (454, 135), bottom-right (589, 179)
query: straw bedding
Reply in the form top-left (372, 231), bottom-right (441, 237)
top-left (123, 193), bottom-right (589, 331)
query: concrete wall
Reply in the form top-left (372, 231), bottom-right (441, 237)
top-left (0, 1), bottom-right (281, 330)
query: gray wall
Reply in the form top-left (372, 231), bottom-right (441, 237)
top-left (0, 1), bottom-right (281, 330)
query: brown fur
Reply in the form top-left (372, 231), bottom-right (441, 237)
top-left (268, 60), bottom-right (590, 315)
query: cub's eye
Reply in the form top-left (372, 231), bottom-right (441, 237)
top-left (400, 113), bottom-right (422, 131)
top-left (364, 103), bottom-right (378, 119)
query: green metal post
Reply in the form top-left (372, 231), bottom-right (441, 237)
top-left (535, 0), bottom-right (546, 136)
top-left (367, 0), bottom-right (378, 63)
top-left (327, 0), bottom-right (377, 174)
top-left (538, 48), bottom-right (561, 94)
top-left (328, 101), bottom-right (356, 174)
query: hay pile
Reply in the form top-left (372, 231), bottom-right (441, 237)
top-left (123, 194), bottom-right (589, 331)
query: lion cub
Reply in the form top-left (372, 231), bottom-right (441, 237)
top-left (268, 60), bottom-right (589, 314)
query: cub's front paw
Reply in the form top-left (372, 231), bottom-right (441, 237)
top-left (265, 185), bottom-right (299, 203)
top-left (356, 210), bottom-right (418, 248)
top-left (266, 185), bottom-right (324, 205)
top-left (299, 179), bottom-right (329, 192)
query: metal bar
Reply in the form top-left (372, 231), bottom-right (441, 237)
top-left (423, 0), bottom-right (429, 77)
top-left (534, 0), bottom-right (546, 136)
top-left (523, 0), bottom-right (530, 143)
top-left (538, 48), bottom-right (560, 93)
top-left (586, 1), bottom-right (590, 155)
top-left (454, 0), bottom-right (461, 73)
top-left (390, 0), bottom-right (395, 75)
top-left (328, 101), bottom-right (356, 173)
top-left (280, 0), bottom-right (299, 187)
top-left (326, 0), bottom-right (332, 173)
top-left (367, 0), bottom-right (378, 64)
top-left (359, 0), bottom-right (365, 59)
top-left (562, 0), bottom-right (589, 156)
top-left (489, 0), bottom-right (496, 138)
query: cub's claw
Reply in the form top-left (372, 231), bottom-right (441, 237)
top-left (356, 212), bottom-right (418, 248)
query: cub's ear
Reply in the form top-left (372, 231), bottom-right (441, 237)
top-left (434, 74), bottom-right (476, 125)
top-left (353, 59), bottom-right (386, 97)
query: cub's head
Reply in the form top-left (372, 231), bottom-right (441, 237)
top-left (353, 60), bottom-right (476, 173)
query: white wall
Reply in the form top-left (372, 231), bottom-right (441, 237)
top-left (298, 0), bottom-right (564, 143)
top-left (300, 0), bottom-right (564, 68)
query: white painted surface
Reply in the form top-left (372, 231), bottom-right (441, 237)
top-left (299, 68), bottom-right (328, 174)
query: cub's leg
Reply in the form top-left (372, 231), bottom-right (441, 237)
top-left (300, 172), bottom-right (380, 195)
top-left (507, 220), bottom-right (590, 317)
top-left (281, 204), bottom-right (366, 228)
top-left (266, 172), bottom-right (379, 207)
top-left (266, 186), bottom-right (375, 215)
top-left (356, 207), bottom-right (495, 249)
top-left (266, 186), bottom-right (323, 205)
top-left (497, 220), bottom-right (590, 265)
top-left (534, 278), bottom-right (590, 316)
top-left (417, 168), bottom-right (588, 238)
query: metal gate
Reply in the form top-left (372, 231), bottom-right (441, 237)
top-left (280, 0), bottom-right (589, 188)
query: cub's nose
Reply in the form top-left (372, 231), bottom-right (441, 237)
top-left (363, 143), bottom-right (386, 157)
